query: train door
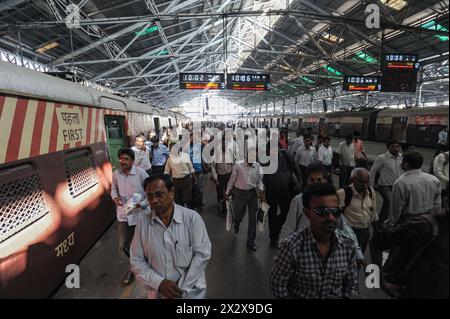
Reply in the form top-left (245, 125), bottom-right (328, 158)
top-left (153, 117), bottom-right (161, 134)
top-left (276, 118), bottom-right (280, 128)
top-left (391, 117), bottom-right (408, 142)
top-left (361, 117), bottom-right (369, 138)
top-left (104, 115), bottom-right (127, 169)
top-left (298, 118), bottom-right (303, 131)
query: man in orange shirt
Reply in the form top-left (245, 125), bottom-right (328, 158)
top-left (353, 131), bottom-right (368, 169)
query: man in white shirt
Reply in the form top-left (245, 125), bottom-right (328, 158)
top-left (111, 148), bottom-right (149, 285)
top-left (131, 134), bottom-right (152, 175)
top-left (317, 136), bottom-right (333, 183)
top-left (131, 174), bottom-right (211, 299)
top-left (337, 135), bottom-right (355, 188)
top-left (391, 151), bottom-right (441, 225)
top-left (225, 151), bottom-right (265, 251)
top-left (433, 151), bottom-right (449, 192)
top-left (433, 151), bottom-right (449, 209)
top-left (288, 129), bottom-right (305, 161)
top-left (294, 134), bottom-right (316, 187)
top-left (433, 126), bottom-right (448, 158)
top-left (369, 140), bottom-right (403, 225)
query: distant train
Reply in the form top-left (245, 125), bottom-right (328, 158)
top-left (0, 61), bottom-right (187, 298)
top-left (242, 106), bottom-right (448, 148)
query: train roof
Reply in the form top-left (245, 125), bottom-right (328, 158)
top-left (378, 106), bottom-right (449, 117)
top-left (0, 60), bottom-right (174, 117)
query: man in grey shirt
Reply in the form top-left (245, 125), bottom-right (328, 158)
top-left (369, 140), bottom-right (403, 225)
top-left (390, 151), bottom-right (441, 225)
top-left (130, 174), bottom-right (211, 299)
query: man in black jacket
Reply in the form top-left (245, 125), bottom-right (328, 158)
top-left (370, 205), bottom-right (449, 299)
top-left (263, 146), bottom-right (296, 248)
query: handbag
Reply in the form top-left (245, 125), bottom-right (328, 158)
top-left (225, 198), bottom-right (234, 231)
top-left (257, 200), bottom-right (270, 232)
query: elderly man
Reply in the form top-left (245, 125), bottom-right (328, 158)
top-left (111, 148), bottom-right (149, 285)
top-left (271, 183), bottom-right (358, 299)
top-left (337, 168), bottom-right (377, 254)
top-left (131, 134), bottom-right (152, 175)
top-left (130, 174), bottom-right (211, 299)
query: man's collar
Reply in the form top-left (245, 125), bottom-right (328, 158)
top-left (403, 169), bottom-right (422, 176)
top-left (306, 227), bottom-right (344, 247)
top-left (386, 152), bottom-right (401, 159)
top-left (120, 165), bottom-right (137, 176)
top-left (150, 203), bottom-right (182, 225)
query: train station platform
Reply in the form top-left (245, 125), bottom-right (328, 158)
top-left (51, 138), bottom-right (437, 299)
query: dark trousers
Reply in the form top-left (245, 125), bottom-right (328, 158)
top-left (151, 165), bottom-right (165, 174)
top-left (267, 189), bottom-right (291, 243)
top-left (118, 222), bottom-right (136, 262)
top-left (324, 164), bottom-right (333, 184)
top-left (299, 165), bottom-right (308, 187)
top-left (434, 143), bottom-right (448, 158)
top-left (355, 158), bottom-right (369, 169)
top-left (173, 175), bottom-right (192, 207)
top-left (352, 227), bottom-right (370, 254)
top-left (216, 173), bottom-right (231, 202)
top-left (376, 185), bottom-right (393, 224)
top-left (339, 165), bottom-right (354, 188)
top-left (232, 188), bottom-right (258, 246)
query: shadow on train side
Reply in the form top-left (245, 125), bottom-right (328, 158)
top-left (0, 61), bottom-right (187, 298)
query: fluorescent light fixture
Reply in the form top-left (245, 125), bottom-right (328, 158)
top-left (320, 32), bottom-right (344, 44)
top-left (355, 51), bottom-right (378, 63)
top-left (420, 20), bottom-right (449, 42)
top-left (300, 76), bottom-right (315, 84)
top-left (323, 65), bottom-right (342, 76)
top-left (379, 0), bottom-right (407, 11)
top-left (36, 41), bottom-right (59, 53)
top-left (134, 25), bottom-right (158, 36)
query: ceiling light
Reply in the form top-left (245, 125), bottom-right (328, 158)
top-left (36, 41), bottom-right (59, 53)
top-left (420, 20), bottom-right (449, 42)
top-left (379, 0), bottom-right (407, 11)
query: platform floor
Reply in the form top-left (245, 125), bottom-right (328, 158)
top-left (53, 139), bottom-right (436, 299)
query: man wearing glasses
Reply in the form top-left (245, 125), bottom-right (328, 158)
top-left (270, 183), bottom-right (359, 299)
top-left (130, 174), bottom-right (211, 299)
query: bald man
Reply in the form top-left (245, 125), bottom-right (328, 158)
top-left (337, 168), bottom-right (378, 253)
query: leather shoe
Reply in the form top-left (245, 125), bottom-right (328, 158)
top-left (246, 243), bottom-right (257, 251)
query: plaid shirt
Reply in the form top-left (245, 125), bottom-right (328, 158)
top-left (270, 228), bottom-right (358, 299)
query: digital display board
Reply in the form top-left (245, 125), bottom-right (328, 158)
top-left (179, 73), bottom-right (225, 90)
top-left (226, 74), bottom-right (271, 91)
top-left (381, 54), bottom-right (420, 92)
top-left (343, 75), bottom-right (381, 91)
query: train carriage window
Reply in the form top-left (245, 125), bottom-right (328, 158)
top-left (0, 164), bottom-right (49, 244)
top-left (106, 120), bottom-right (124, 139)
top-left (64, 149), bottom-right (99, 198)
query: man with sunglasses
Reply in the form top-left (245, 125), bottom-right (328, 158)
top-left (130, 174), bottom-right (211, 299)
top-left (271, 183), bottom-right (359, 299)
